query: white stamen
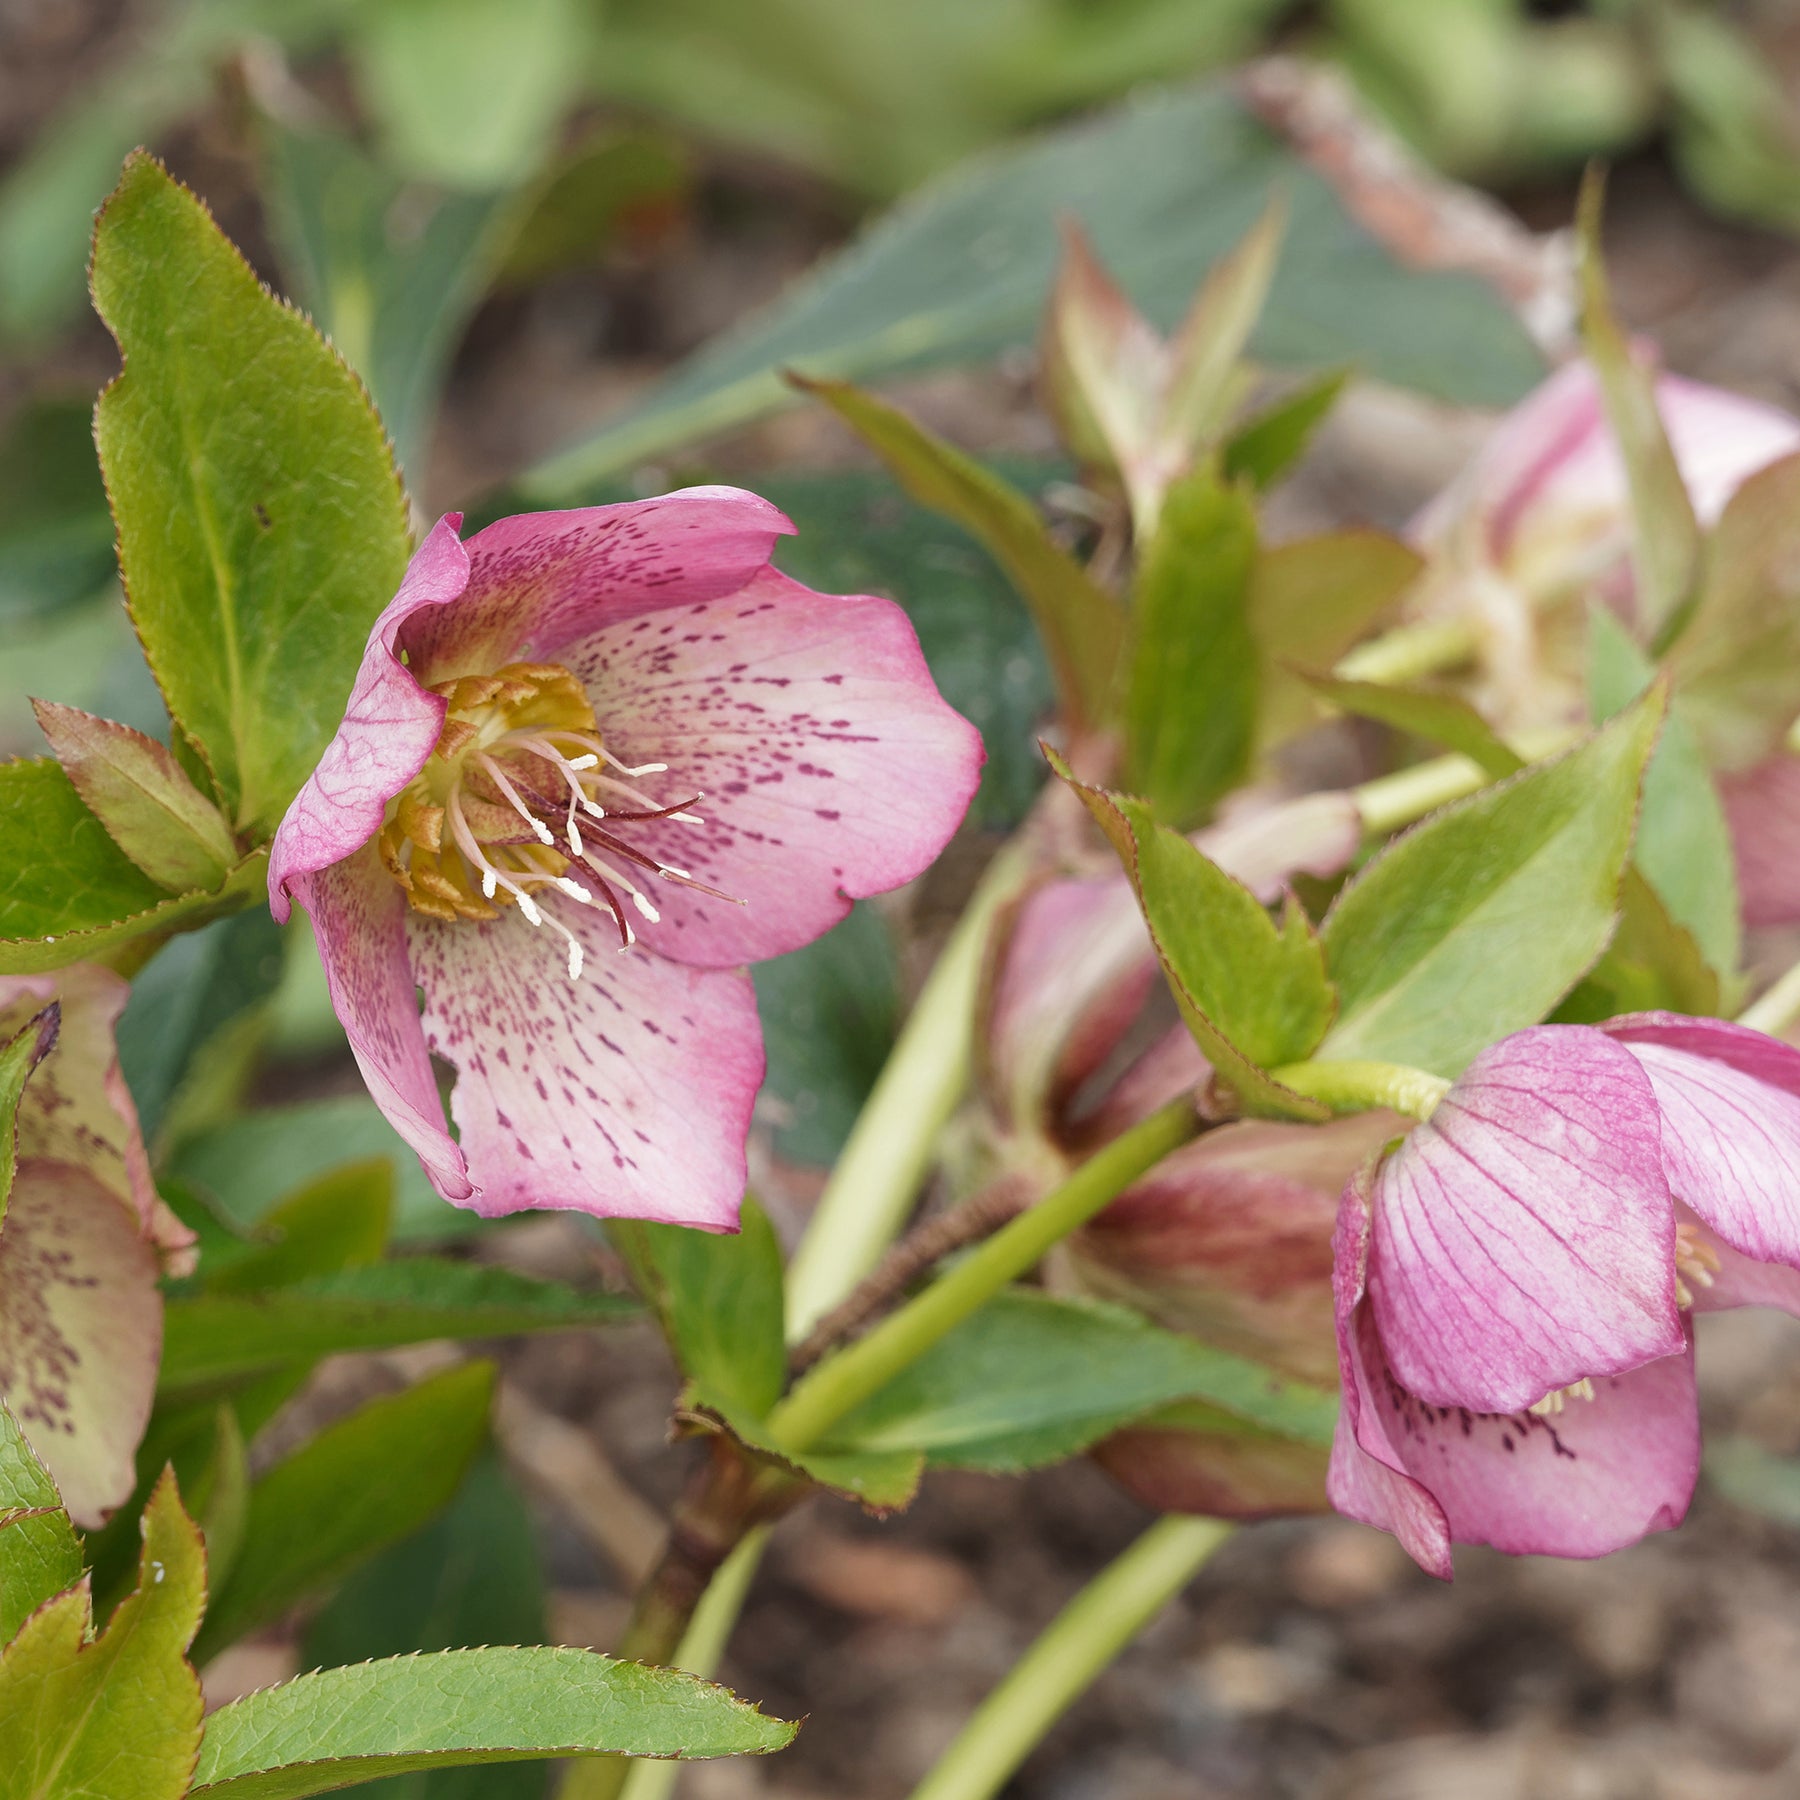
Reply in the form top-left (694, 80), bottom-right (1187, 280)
top-left (658, 865), bottom-right (691, 881)
top-left (670, 811), bottom-right (704, 825)
top-left (479, 754), bottom-right (556, 845)
top-left (567, 753), bottom-right (598, 770)
top-left (482, 868), bottom-right (498, 899)
top-left (623, 760), bottom-right (667, 776)
top-left (567, 814), bottom-right (584, 856)
top-left (517, 892), bottom-right (544, 927)
top-left (631, 892), bottom-right (661, 923)
top-left (567, 939), bottom-right (584, 982)
top-left (555, 878), bottom-right (592, 902)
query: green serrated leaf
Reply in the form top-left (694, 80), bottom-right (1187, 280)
top-left (30, 700), bottom-right (236, 893)
top-left (1124, 469), bottom-right (1257, 825)
top-left (304, 1452), bottom-right (548, 1800)
top-left (821, 1290), bottom-right (1335, 1474)
top-left (0, 756), bottom-right (267, 976)
top-left (191, 1646), bottom-right (797, 1798)
top-left (1222, 371), bottom-right (1348, 490)
top-left (1302, 673), bottom-right (1524, 780)
top-left (793, 375), bottom-right (1123, 731)
top-left (1053, 754), bottom-right (1332, 1118)
top-left (520, 86), bottom-right (1541, 498)
top-left (162, 1261), bottom-right (635, 1395)
top-left (0, 1403), bottom-right (82, 1646)
top-left (0, 1472), bottom-right (204, 1800)
top-left (1249, 530), bottom-right (1421, 749)
top-left (1590, 605), bottom-right (1739, 979)
top-left (90, 151), bottom-right (412, 837)
top-left (0, 1003), bottom-right (56, 1231)
top-left (196, 1361), bottom-right (494, 1662)
top-left (616, 1199), bottom-right (786, 1421)
top-left (1321, 689), bottom-right (1663, 1076)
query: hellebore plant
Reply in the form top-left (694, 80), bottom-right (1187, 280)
top-left (269, 497), bottom-right (981, 1226)
top-left (1333, 1014), bottom-right (1800, 1578)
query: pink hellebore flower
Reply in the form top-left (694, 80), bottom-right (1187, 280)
top-left (1410, 358), bottom-right (1800, 732)
top-left (269, 494), bottom-right (982, 1227)
top-left (1332, 1013), bottom-right (1800, 1578)
top-left (0, 966), bottom-right (194, 1526)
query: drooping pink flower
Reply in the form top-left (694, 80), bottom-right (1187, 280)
top-left (1331, 1013), bottom-right (1800, 1578)
top-left (269, 493), bottom-right (982, 1227)
top-left (1408, 359), bottom-right (1799, 726)
top-left (0, 966), bottom-right (194, 1525)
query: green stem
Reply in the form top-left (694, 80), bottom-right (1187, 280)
top-left (785, 842), bottom-right (1034, 1343)
top-left (768, 1095), bottom-right (1201, 1454)
top-left (1269, 1057), bottom-right (1449, 1121)
top-left (1335, 617), bottom-right (1478, 687)
top-left (607, 1530), bottom-right (773, 1800)
top-left (1350, 725), bottom-right (1578, 837)
top-left (905, 1516), bottom-right (1235, 1800)
top-left (1739, 955), bottom-right (1800, 1037)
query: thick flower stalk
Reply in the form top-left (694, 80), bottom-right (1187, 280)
top-left (0, 966), bottom-right (193, 1525)
top-left (1332, 1012), bottom-right (1800, 1578)
top-left (270, 493), bottom-right (982, 1226)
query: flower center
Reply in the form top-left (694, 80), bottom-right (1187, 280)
top-left (378, 659), bottom-right (732, 980)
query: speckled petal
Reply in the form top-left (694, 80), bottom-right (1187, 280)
top-left (0, 1159), bottom-right (161, 1527)
top-left (405, 901), bottom-right (763, 1226)
top-left (399, 489), bottom-right (795, 684)
top-left (292, 844), bottom-right (471, 1204)
top-left (269, 514), bottom-right (469, 920)
top-left (1328, 1160), bottom-right (1698, 1578)
top-left (561, 564), bottom-right (984, 967)
top-left (1367, 1026), bottom-right (1682, 1416)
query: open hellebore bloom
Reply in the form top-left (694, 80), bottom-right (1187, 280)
top-left (270, 493), bottom-right (981, 1227)
top-left (980, 789), bottom-right (1373, 1517)
top-left (1409, 357), bottom-right (1800, 731)
top-left (0, 967), bottom-right (193, 1526)
top-left (1331, 1013), bottom-right (1800, 1578)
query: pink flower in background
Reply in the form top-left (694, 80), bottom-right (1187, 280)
top-left (1332, 1013), bottom-right (1800, 1578)
top-left (1411, 358), bottom-right (1800, 919)
top-left (0, 966), bottom-right (193, 1525)
top-left (270, 493), bottom-right (982, 1227)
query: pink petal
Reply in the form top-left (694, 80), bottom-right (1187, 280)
top-left (561, 563), bottom-right (984, 966)
top-left (291, 845), bottom-right (471, 1204)
top-left (399, 489), bottom-right (795, 684)
top-left (1683, 1210), bottom-right (1800, 1317)
top-left (1367, 1026), bottom-right (1682, 1415)
top-left (269, 515), bottom-right (470, 920)
top-left (1717, 753), bottom-right (1800, 927)
top-left (1339, 1299), bottom-right (1698, 1575)
top-left (1330, 1160), bottom-right (1699, 1577)
top-left (404, 901), bottom-right (763, 1226)
top-left (1605, 1012), bottom-right (1800, 1276)
top-left (1, 1159), bottom-right (161, 1527)
top-left (984, 874), bottom-right (1158, 1132)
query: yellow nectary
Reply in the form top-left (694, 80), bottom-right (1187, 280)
top-left (376, 659), bottom-right (722, 976)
